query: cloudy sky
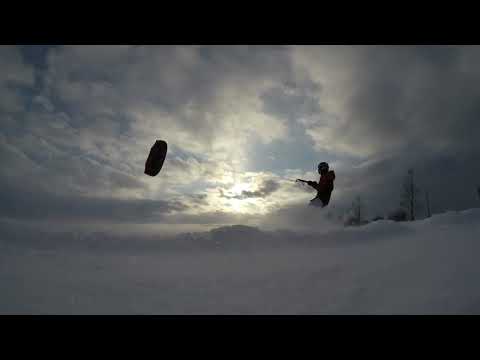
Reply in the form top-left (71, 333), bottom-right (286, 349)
top-left (1, 45), bottom-right (480, 233)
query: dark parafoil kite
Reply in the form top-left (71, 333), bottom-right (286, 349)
top-left (144, 140), bottom-right (167, 176)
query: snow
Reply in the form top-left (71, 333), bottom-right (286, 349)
top-left (1, 208), bottom-right (480, 314)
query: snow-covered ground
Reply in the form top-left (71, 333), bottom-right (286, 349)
top-left (1, 208), bottom-right (480, 314)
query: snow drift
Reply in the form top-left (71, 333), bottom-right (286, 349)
top-left (1, 208), bottom-right (480, 314)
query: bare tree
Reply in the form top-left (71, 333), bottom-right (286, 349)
top-left (400, 169), bottom-right (422, 221)
top-left (353, 196), bottom-right (363, 224)
top-left (425, 190), bottom-right (432, 218)
top-left (345, 196), bottom-right (364, 226)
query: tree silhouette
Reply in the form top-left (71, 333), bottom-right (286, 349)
top-left (425, 190), bottom-right (432, 218)
top-left (344, 196), bottom-right (365, 226)
top-left (353, 196), bottom-right (363, 224)
top-left (400, 169), bottom-right (422, 221)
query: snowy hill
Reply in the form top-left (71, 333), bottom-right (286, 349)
top-left (1, 208), bottom-right (480, 314)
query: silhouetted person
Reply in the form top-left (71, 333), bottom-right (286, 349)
top-left (297, 162), bottom-right (335, 207)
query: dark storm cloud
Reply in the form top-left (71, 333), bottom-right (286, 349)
top-left (219, 179), bottom-right (280, 200)
top-left (335, 46), bottom-right (480, 154)
top-left (0, 176), bottom-right (186, 223)
top-left (188, 193), bottom-right (208, 204)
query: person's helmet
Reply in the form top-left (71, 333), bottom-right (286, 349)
top-left (318, 162), bottom-right (329, 173)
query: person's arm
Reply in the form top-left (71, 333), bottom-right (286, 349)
top-left (297, 179), bottom-right (318, 189)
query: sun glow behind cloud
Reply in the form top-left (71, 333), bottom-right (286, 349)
top-left (5, 45), bottom-right (480, 231)
top-left (222, 181), bottom-right (262, 214)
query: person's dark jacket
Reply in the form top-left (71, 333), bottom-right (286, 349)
top-left (307, 170), bottom-right (335, 206)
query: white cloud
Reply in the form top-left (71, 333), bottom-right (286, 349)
top-left (4, 45), bottom-right (480, 228)
top-left (31, 46), bottom-right (297, 207)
